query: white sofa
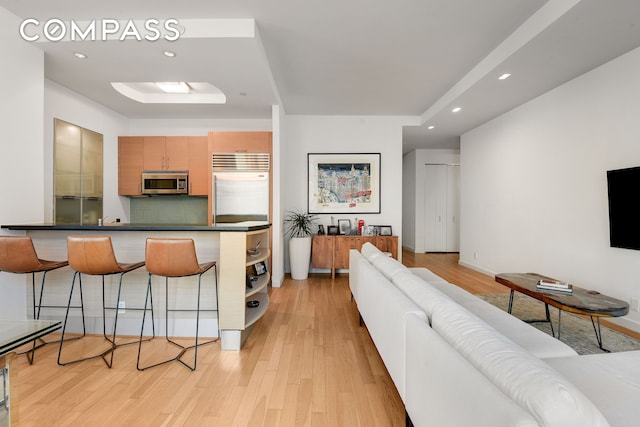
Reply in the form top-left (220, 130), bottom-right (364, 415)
top-left (349, 243), bottom-right (640, 427)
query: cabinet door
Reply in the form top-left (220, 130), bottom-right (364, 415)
top-left (312, 236), bottom-right (334, 269)
top-left (118, 137), bottom-right (144, 195)
top-left (209, 131), bottom-right (272, 153)
top-left (188, 136), bottom-right (209, 195)
top-left (165, 136), bottom-right (189, 170)
top-left (334, 236), bottom-right (360, 269)
top-left (375, 236), bottom-right (398, 259)
top-left (143, 136), bottom-right (166, 170)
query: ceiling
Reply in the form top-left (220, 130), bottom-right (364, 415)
top-left (2, 0), bottom-right (640, 153)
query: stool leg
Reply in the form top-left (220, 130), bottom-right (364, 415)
top-left (137, 273), bottom-right (155, 371)
top-left (58, 271), bottom-right (84, 366)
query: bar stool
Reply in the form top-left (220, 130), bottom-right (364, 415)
top-left (137, 238), bottom-right (218, 371)
top-left (58, 235), bottom-right (147, 368)
top-left (0, 236), bottom-right (69, 364)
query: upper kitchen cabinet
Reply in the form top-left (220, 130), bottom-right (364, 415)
top-left (54, 119), bottom-right (103, 224)
top-left (118, 135), bottom-right (209, 196)
top-left (118, 136), bottom-right (144, 196)
top-left (144, 136), bottom-right (189, 171)
top-left (209, 131), bottom-right (272, 154)
top-left (188, 136), bottom-right (208, 196)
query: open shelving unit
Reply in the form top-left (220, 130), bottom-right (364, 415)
top-left (218, 226), bottom-right (271, 350)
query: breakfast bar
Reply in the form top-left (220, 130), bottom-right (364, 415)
top-left (1, 222), bottom-right (272, 351)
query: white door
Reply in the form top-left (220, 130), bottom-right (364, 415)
top-left (424, 164), bottom-right (459, 252)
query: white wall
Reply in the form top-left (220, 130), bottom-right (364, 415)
top-left (281, 115), bottom-right (408, 272)
top-left (403, 149), bottom-right (460, 253)
top-left (460, 45), bottom-right (640, 331)
top-left (0, 7), bottom-right (45, 319)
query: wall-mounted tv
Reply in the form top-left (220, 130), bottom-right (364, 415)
top-left (607, 166), bottom-right (640, 250)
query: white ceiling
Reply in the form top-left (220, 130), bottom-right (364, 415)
top-left (2, 0), bottom-right (640, 153)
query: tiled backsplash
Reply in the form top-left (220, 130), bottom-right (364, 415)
top-left (130, 196), bottom-right (208, 224)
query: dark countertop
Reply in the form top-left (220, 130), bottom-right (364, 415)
top-left (1, 222), bottom-right (271, 232)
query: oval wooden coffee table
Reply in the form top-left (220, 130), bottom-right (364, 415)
top-left (495, 272), bottom-right (629, 352)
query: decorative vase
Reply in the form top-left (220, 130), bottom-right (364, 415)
top-left (289, 236), bottom-right (312, 280)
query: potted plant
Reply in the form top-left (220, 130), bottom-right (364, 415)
top-left (284, 210), bottom-right (318, 280)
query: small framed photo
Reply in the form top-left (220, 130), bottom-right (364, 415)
top-left (361, 225), bottom-right (374, 236)
top-left (317, 224), bottom-right (325, 235)
top-left (252, 261), bottom-right (267, 276)
top-left (327, 225), bottom-right (339, 235)
top-left (378, 225), bottom-right (392, 236)
top-left (338, 219), bottom-right (351, 235)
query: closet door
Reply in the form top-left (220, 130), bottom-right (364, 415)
top-left (424, 164), bottom-right (459, 252)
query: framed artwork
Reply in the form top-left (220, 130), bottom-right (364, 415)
top-left (252, 261), bottom-right (267, 276)
top-left (308, 153), bottom-right (381, 214)
top-left (378, 225), bottom-right (393, 236)
top-left (337, 219), bottom-right (351, 235)
top-left (327, 225), bottom-right (339, 235)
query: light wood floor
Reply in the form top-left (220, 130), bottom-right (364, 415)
top-left (11, 273), bottom-right (407, 427)
top-left (10, 251), bottom-right (637, 426)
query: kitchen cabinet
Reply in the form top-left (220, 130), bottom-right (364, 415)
top-left (118, 136), bottom-right (144, 195)
top-left (209, 131), bottom-right (272, 153)
top-left (312, 235), bottom-right (398, 278)
top-left (143, 136), bottom-right (189, 171)
top-left (54, 119), bottom-right (103, 224)
top-left (118, 135), bottom-right (209, 196)
top-left (187, 136), bottom-right (208, 196)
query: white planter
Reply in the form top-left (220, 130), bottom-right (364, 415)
top-left (289, 236), bottom-right (312, 280)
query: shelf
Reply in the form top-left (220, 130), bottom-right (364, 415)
top-left (246, 272), bottom-right (270, 298)
top-left (245, 248), bottom-right (270, 266)
top-left (244, 292), bottom-right (269, 328)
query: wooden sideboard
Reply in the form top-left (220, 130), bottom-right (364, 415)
top-left (311, 235), bottom-right (398, 278)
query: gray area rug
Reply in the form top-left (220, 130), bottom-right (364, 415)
top-left (478, 293), bottom-right (640, 355)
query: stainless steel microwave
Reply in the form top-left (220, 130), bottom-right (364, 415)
top-left (142, 171), bottom-right (188, 195)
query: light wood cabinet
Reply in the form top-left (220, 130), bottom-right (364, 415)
top-left (312, 235), bottom-right (398, 278)
top-left (143, 136), bottom-right (189, 171)
top-left (187, 136), bottom-right (208, 196)
top-left (118, 135), bottom-right (209, 196)
top-left (118, 136), bottom-right (144, 195)
top-left (209, 131), bottom-right (271, 153)
top-left (311, 236), bottom-right (334, 269)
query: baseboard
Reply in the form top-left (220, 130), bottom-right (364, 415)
top-left (458, 259), bottom-right (496, 277)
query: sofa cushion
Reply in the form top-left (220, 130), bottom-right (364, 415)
top-left (408, 267), bottom-right (450, 286)
top-left (360, 242), bottom-right (385, 263)
top-left (405, 313), bottom-right (539, 427)
top-left (369, 251), bottom-right (408, 280)
top-left (391, 270), bottom-right (452, 322)
top-left (431, 301), bottom-right (609, 427)
top-left (546, 351), bottom-right (640, 427)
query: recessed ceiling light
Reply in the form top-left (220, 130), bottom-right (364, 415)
top-left (163, 50), bottom-right (176, 58)
top-left (452, 107), bottom-right (462, 113)
top-left (498, 73), bottom-right (511, 80)
top-left (74, 52), bottom-right (87, 59)
top-left (428, 125), bottom-right (435, 130)
top-left (155, 82), bottom-right (191, 94)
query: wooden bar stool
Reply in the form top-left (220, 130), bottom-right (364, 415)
top-left (137, 238), bottom-right (218, 371)
top-left (58, 235), bottom-right (147, 368)
top-left (0, 236), bottom-right (68, 364)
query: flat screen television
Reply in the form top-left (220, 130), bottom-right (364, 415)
top-left (607, 166), bottom-right (640, 250)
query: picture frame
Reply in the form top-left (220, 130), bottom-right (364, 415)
top-left (378, 225), bottom-right (393, 236)
top-left (308, 153), bottom-right (381, 214)
top-left (361, 225), bottom-right (375, 236)
top-left (317, 224), bottom-right (325, 235)
top-left (327, 225), bottom-right (339, 235)
top-left (338, 219), bottom-right (351, 235)
top-left (252, 261), bottom-right (267, 276)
